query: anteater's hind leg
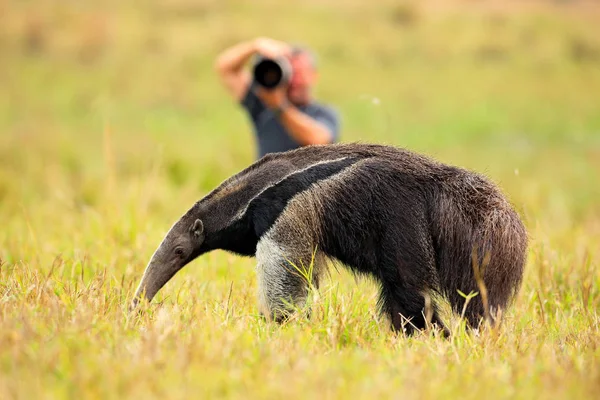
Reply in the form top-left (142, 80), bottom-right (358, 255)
top-left (377, 216), bottom-right (449, 337)
top-left (379, 280), bottom-right (448, 337)
top-left (255, 231), bottom-right (323, 323)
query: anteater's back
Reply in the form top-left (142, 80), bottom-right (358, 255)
top-left (281, 143), bottom-right (528, 325)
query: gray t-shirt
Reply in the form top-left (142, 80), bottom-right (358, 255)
top-left (241, 84), bottom-right (340, 159)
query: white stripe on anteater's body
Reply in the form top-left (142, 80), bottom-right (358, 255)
top-left (254, 159), bottom-right (367, 320)
top-left (133, 143), bottom-right (528, 336)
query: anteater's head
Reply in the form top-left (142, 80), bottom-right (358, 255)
top-left (131, 206), bottom-right (205, 310)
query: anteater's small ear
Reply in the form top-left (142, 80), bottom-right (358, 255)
top-left (191, 219), bottom-right (204, 239)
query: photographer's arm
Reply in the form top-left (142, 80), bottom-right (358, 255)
top-left (278, 105), bottom-right (336, 145)
top-left (214, 41), bottom-right (255, 101)
top-left (257, 88), bottom-right (336, 145)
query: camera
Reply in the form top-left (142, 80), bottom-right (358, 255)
top-left (253, 56), bottom-right (292, 89)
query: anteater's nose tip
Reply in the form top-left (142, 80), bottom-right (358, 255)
top-left (128, 298), bottom-right (140, 313)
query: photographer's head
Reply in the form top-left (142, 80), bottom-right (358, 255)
top-left (286, 46), bottom-right (318, 106)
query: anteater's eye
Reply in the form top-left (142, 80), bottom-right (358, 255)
top-left (174, 247), bottom-right (185, 257)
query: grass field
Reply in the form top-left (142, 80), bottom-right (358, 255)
top-left (1, 0), bottom-right (600, 398)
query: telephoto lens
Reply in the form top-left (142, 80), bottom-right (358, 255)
top-left (253, 57), bottom-right (292, 89)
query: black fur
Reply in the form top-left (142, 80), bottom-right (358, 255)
top-left (132, 143), bottom-right (528, 336)
top-left (248, 157), bottom-right (360, 237)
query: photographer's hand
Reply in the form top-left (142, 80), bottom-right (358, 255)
top-left (215, 37), bottom-right (291, 102)
top-left (256, 86), bottom-right (288, 110)
top-left (256, 86), bottom-right (333, 146)
top-left (254, 37), bottom-right (292, 60)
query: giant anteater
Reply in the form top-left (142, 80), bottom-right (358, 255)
top-left (131, 143), bottom-right (528, 335)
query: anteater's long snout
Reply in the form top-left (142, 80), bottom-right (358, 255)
top-left (130, 261), bottom-right (161, 310)
top-left (130, 247), bottom-right (178, 311)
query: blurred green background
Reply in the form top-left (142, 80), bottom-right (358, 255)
top-left (1, 0), bottom-right (599, 285)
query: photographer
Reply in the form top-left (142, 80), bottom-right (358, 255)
top-left (215, 37), bottom-right (340, 159)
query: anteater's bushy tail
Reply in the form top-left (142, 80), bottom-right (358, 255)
top-left (431, 173), bottom-right (528, 328)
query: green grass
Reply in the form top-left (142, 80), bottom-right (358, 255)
top-left (1, 0), bottom-right (599, 398)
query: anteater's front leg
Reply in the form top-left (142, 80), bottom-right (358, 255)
top-left (255, 232), bottom-right (322, 323)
